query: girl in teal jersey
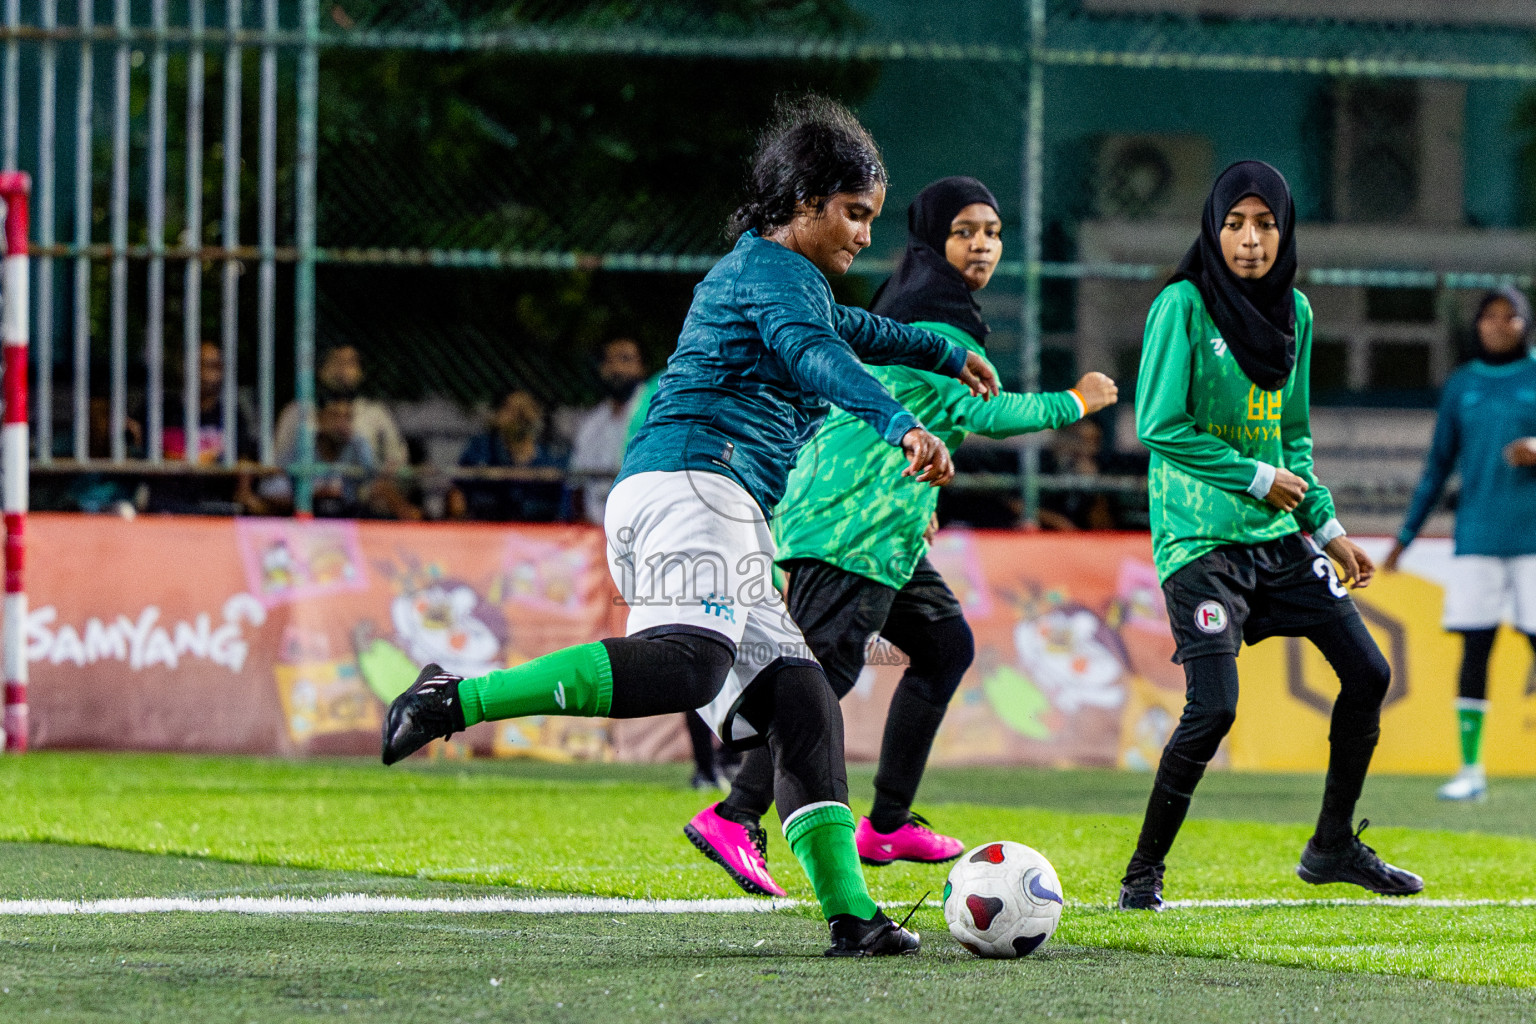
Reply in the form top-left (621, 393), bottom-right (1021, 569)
top-left (1385, 287), bottom-right (1536, 801)
top-left (684, 177), bottom-right (1116, 896)
top-left (381, 97), bottom-right (998, 957)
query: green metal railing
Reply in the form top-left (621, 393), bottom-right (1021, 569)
top-left (3, 1), bottom-right (1535, 516)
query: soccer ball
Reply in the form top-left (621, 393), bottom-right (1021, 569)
top-left (942, 841), bottom-right (1064, 958)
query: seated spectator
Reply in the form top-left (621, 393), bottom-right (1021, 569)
top-left (65, 396), bottom-right (145, 514)
top-left (164, 340), bottom-right (258, 463)
top-left (244, 394), bottom-right (421, 520)
top-left (148, 341), bottom-right (261, 515)
top-left (1039, 417), bottom-right (1118, 532)
top-left (275, 342), bottom-right (408, 473)
top-left (449, 388), bottom-right (568, 522)
top-left (568, 336), bottom-right (647, 524)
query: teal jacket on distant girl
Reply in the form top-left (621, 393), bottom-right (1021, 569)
top-left (620, 230), bottom-right (966, 514)
top-left (1398, 352), bottom-right (1536, 557)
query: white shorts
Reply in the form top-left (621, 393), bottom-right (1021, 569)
top-left (605, 470), bottom-right (817, 746)
top-left (1442, 554), bottom-right (1536, 633)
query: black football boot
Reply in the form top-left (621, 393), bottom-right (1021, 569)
top-left (381, 663), bottom-right (466, 766)
top-left (824, 910), bottom-right (921, 958)
top-left (1296, 820), bottom-right (1424, 896)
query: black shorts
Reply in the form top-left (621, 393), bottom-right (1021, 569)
top-left (1162, 533), bottom-right (1357, 664)
top-left (781, 557), bottom-right (964, 698)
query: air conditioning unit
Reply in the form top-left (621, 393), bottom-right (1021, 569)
top-left (1095, 134), bottom-right (1214, 221)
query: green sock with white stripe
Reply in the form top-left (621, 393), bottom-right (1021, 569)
top-left (784, 802), bottom-right (879, 921)
top-left (1456, 697), bottom-right (1489, 767)
top-left (457, 642), bottom-right (613, 724)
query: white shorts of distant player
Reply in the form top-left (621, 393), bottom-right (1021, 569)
top-left (605, 470), bottom-right (816, 746)
top-left (1441, 554), bottom-right (1536, 634)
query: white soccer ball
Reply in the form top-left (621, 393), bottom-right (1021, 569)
top-left (943, 841), bottom-right (1064, 958)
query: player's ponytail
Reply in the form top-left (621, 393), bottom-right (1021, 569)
top-left (727, 94), bottom-right (888, 242)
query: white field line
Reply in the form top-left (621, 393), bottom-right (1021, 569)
top-left (1159, 897), bottom-right (1536, 910)
top-left (0, 894), bottom-right (1531, 916)
top-left (0, 895), bottom-right (806, 916)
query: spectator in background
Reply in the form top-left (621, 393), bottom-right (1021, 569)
top-left (164, 340), bottom-right (259, 463)
top-left (1039, 417), bottom-right (1118, 531)
top-left (64, 395), bottom-right (144, 515)
top-left (149, 341), bottom-right (261, 515)
top-left (244, 393), bottom-right (421, 520)
top-left (568, 336), bottom-right (647, 524)
top-left (449, 388), bottom-right (569, 522)
top-left (275, 343), bottom-right (409, 474)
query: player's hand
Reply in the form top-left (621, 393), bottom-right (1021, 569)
top-left (1074, 372), bottom-right (1118, 413)
top-left (901, 428), bottom-right (954, 486)
top-left (1325, 536), bottom-right (1375, 589)
top-left (1504, 437), bottom-right (1536, 467)
top-left (1382, 540), bottom-right (1406, 573)
top-left (923, 512), bottom-right (940, 544)
top-left (1264, 467), bottom-right (1309, 511)
top-left (957, 351), bottom-right (1000, 401)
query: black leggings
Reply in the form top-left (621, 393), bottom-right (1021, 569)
top-left (723, 609), bottom-right (973, 831)
top-left (1128, 611), bottom-right (1390, 877)
top-left (1456, 628), bottom-right (1536, 702)
top-left (600, 627), bottom-right (846, 821)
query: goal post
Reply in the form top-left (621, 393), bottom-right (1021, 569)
top-left (0, 171), bottom-right (29, 753)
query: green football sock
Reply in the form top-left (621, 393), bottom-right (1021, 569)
top-left (458, 642), bottom-right (613, 725)
top-left (1456, 698), bottom-right (1489, 767)
top-left (784, 802), bottom-right (879, 921)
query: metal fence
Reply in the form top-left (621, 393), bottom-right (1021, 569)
top-left (2, 1), bottom-right (1534, 516)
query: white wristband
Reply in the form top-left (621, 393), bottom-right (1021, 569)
top-left (1247, 462), bottom-right (1277, 501)
top-left (1313, 518), bottom-right (1347, 547)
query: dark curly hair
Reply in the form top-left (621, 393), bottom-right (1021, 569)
top-left (727, 94), bottom-right (888, 242)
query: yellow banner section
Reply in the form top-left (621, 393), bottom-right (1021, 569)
top-left (1230, 544), bottom-right (1536, 776)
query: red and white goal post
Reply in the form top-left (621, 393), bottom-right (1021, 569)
top-left (0, 171), bottom-right (28, 753)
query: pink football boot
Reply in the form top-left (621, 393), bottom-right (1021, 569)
top-left (684, 803), bottom-right (787, 897)
top-left (856, 814), bottom-right (964, 866)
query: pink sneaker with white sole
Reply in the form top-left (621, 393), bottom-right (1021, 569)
top-left (684, 803), bottom-right (786, 897)
top-left (855, 814), bottom-right (964, 866)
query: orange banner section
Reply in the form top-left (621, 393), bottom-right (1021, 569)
top-left (21, 515), bottom-right (1535, 774)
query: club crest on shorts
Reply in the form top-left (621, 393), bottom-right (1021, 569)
top-left (1194, 601), bottom-right (1228, 634)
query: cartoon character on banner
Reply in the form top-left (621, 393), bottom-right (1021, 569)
top-left (237, 519), bottom-right (367, 607)
top-left (979, 586), bottom-right (1133, 744)
top-left (351, 553), bottom-right (611, 761)
top-left (354, 558), bottom-right (511, 705)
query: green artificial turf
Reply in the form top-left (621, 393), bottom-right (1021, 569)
top-left (0, 752), bottom-right (1534, 1022)
top-left (0, 845), bottom-right (1530, 1024)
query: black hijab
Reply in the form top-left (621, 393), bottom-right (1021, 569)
top-left (1472, 286), bottom-right (1532, 366)
top-left (870, 176), bottom-right (998, 345)
top-left (1170, 160), bottom-right (1298, 392)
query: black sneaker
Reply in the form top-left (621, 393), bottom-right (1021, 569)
top-left (824, 910), bottom-right (921, 958)
top-left (1117, 862), bottom-right (1165, 911)
top-left (381, 663), bottom-right (466, 766)
top-left (1296, 819), bottom-right (1424, 896)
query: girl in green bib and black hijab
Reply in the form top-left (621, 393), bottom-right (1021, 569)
top-left (1119, 161), bottom-right (1423, 910)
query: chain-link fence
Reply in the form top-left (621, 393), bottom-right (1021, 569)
top-left (3, 0), bottom-right (1535, 523)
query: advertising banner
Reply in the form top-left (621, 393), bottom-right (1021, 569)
top-left (21, 515), bottom-right (1535, 774)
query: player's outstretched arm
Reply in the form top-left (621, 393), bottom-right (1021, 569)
top-left (1395, 374), bottom-right (1464, 555)
top-left (945, 368), bottom-right (1117, 440)
top-left (833, 305), bottom-right (998, 400)
top-left (741, 271), bottom-right (937, 449)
